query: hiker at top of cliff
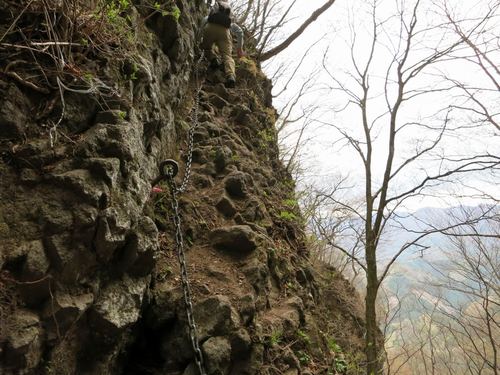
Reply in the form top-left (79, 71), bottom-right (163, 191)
top-left (202, 1), bottom-right (245, 88)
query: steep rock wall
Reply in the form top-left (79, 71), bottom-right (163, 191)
top-left (0, 1), bottom-right (366, 374)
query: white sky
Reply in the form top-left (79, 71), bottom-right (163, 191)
top-left (263, 0), bottom-right (500, 210)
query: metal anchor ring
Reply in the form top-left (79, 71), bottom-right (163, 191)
top-left (151, 159), bottom-right (179, 186)
top-left (160, 159), bottom-right (179, 178)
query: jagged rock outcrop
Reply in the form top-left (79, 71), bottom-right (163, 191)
top-left (0, 1), bottom-right (366, 374)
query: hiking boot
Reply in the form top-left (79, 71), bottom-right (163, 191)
top-left (209, 58), bottom-right (221, 70)
top-left (225, 77), bottom-right (236, 88)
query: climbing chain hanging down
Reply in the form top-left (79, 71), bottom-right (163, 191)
top-left (164, 165), bottom-right (206, 375)
top-left (156, 52), bottom-right (207, 375)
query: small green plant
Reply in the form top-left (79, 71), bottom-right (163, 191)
top-left (268, 330), bottom-right (283, 347)
top-left (334, 358), bottom-right (348, 373)
top-left (170, 5), bottom-right (181, 20)
top-left (105, 0), bottom-right (130, 23)
top-left (257, 128), bottom-right (275, 151)
top-left (328, 338), bottom-right (342, 353)
top-left (99, 0), bottom-right (135, 42)
top-left (152, 2), bottom-right (181, 20)
top-left (282, 198), bottom-right (298, 208)
top-left (129, 62), bottom-right (138, 80)
top-left (297, 329), bottom-right (311, 345)
top-left (297, 350), bottom-right (311, 365)
top-left (153, 2), bottom-right (163, 13)
top-left (258, 128), bottom-right (274, 142)
top-left (279, 210), bottom-right (297, 221)
top-left (83, 72), bottom-right (93, 82)
top-left (117, 110), bottom-right (127, 120)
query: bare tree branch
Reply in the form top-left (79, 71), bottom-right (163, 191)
top-left (259, 0), bottom-right (337, 61)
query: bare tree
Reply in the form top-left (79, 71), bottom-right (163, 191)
top-left (386, 213), bottom-right (499, 375)
top-left (439, 0), bottom-right (500, 133)
top-left (426, 217), bottom-right (499, 374)
top-left (312, 0), bottom-right (500, 373)
top-left (309, 189), bottom-right (366, 285)
top-left (302, 179), bottom-right (369, 284)
top-left (230, 0), bottom-right (337, 61)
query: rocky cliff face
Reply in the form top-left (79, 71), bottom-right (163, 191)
top-left (0, 1), bottom-right (365, 374)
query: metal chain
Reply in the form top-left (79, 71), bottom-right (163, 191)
top-left (177, 53), bottom-right (205, 194)
top-left (166, 171), bottom-right (207, 375)
top-left (157, 53), bottom-right (208, 375)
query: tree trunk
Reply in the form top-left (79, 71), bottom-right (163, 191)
top-left (365, 238), bottom-right (380, 375)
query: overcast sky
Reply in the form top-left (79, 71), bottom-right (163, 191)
top-left (263, 0), bottom-right (499, 210)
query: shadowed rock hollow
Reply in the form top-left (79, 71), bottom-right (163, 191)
top-left (0, 1), bottom-right (366, 374)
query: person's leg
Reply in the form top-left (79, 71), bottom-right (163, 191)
top-left (216, 27), bottom-right (236, 86)
top-left (202, 24), bottom-right (219, 67)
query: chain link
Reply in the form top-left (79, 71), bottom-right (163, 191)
top-left (166, 172), bottom-right (207, 375)
top-left (177, 53), bottom-right (205, 194)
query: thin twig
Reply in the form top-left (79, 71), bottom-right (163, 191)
top-left (48, 280), bottom-right (61, 340)
top-left (3, 71), bottom-right (50, 94)
top-left (1, 42), bottom-right (50, 53)
top-left (0, 0), bottom-right (36, 43)
top-left (30, 41), bottom-right (83, 47)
